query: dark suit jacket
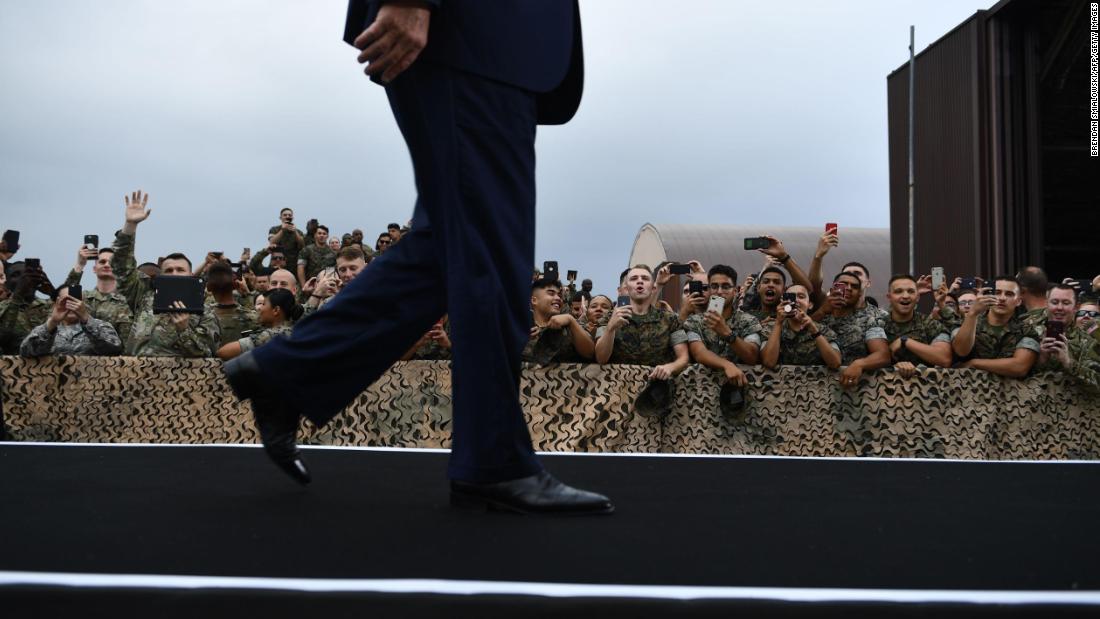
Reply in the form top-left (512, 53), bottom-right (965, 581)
top-left (343, 0), bottom-right (583, 125)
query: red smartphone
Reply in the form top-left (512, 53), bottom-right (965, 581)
top-left (825, 223), bottom-right (838, 238)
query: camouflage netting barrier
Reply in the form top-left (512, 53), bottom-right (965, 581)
top-left (2, 356), bottom-right (1098, 458)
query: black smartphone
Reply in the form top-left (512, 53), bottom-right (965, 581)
top-left (212, 251), bottom-right (223, 259)
top-left (152, 276), bottom-right (206, 315)
top-left (1069, 278), bottom-right (1091, 293)
top-left (2, 229), bottom-right (19, 250)
top-left (567, 270), bottom-right (577, 281)
top-left (744, 237), bottom-right (770, 251)
top-left (959, 277), bottom-right (978, 290)
top-left (689, 280), bottom-right (704, 296)
top-left (669, 263), bottom-right (692, 275)
top-left (25, 258), bottom-right (40, 270)
top-left (84, 234), bottom-right (99, 249)
top-left (781, 292), bottom-right (797, 314)
top-left (543, 261), bottom-right (559, 281)
top-left (616, 295), bottom-right (630, 307)
top-left (68, 284), bottom-right (82, 300)
top-left (1045, 320), bottom-right (1065, 340)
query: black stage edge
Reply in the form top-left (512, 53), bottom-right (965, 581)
top-left (2, 444), bottom-right (1099, 618)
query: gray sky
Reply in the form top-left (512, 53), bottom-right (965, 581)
top-left (0, 0), bottom-right (991, 295)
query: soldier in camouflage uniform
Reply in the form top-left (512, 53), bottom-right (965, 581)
top-left (204, 262), bottom-right (259, 348)
top-left (583, 295), bottom-right (614, 339)
top-left (522, 279), bottom-right (593, 365)
top-left (216, 288), bottom-right (299, 360)
top-left (951, 276), bottom-right (1038, 377)
top-left (0, 261), bottom-right (53, 355)
top-left (817, 272), bottom-right (892, 388)
top-left (760, 284), bottom-right (842, 368)
top-left (746, 266), bottom-right (786, 322)
top-left (1023, 284), bottom-right (1100, 393)
top-left (112, 190), bottom-right (221, 357)
top-left (268, 208), bottom-right (305, 272)
top-left (20, 289), bottom-right (122, 356)
top-left (62, 246), bottom-right (134, 348)
top-left (297, 225), bottom-right (337, 284)
top-left (685, 265), bottom-right (762, 386)
top-left (882, 275), bottom-right (953, 377)
top-left (595, 265), bottom-right (690, 380)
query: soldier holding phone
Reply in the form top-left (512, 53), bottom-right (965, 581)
top-left (683, 265), bottom-right (763, 386)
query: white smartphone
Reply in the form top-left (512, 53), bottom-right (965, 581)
top-left (931, 267), bottom-right (945, 290)
top-left (708, 295), bottom-right (725, 314)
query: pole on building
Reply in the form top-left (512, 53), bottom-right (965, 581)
top-left (907, 25), bottom-right (916, 275)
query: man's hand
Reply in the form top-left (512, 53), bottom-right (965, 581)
top-left (687, 260), bottom-right (706, 280)
top-left (815, 231), bottom-right (838, 260)
top-left (75, 246), bottom-right (98, 270)
top-left (723, 362), bottom-right (747, 387)
top-left (429, 323), bottom-right (451, 349)
top-left (788, 308), bottom-right (811, 330)
top-left (655, 264), bottom-right (672, 287)
top-left (839, 363), bottom-right (863, 389)
top-left (355, 1), bottom-right (432, 84)
top-left (124, 190), bottom-right (151, 225)
top-left (46, 294), bottom-right (69, 330)
top-left (649, 364), bottom-right (674, 381)
top-left (608, 305), bottom-right (632, 331)
top-left (703, 310), bottom-right (732, 338)
top-left (168, 300), bottom-right (190, 332)
top-left (68, 296), bottom-right (91, 324)
top-left (546, 314), bottom-right (574, 330)
top-left (1040, 335), bottom-right (1072, 369)
top-left (894, 361), bottom-right (917, 379)
top-left (759, 235), bottom-right (788, 260)
top-left (972, 293), bottom-right (996, 315)
top-left (916, 274), bottom-right (932, 296)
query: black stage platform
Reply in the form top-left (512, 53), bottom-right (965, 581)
top-left (2, 443), bottom-right (1099, 617)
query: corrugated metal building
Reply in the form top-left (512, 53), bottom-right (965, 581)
top-left (887, 0), bottom-right (1097, 281)
top-left (629, 224), bottom-right (891, 308)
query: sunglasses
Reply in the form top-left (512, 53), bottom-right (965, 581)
top-left (1077, 310), bottom-right (1100, 319)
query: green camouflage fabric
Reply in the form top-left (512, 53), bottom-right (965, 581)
top-left (595, 306), bottom-right (688, 366)
top-left (683, 309), bottom-right (763, 362)
top-left (759, 322), bottom-right (841, 366)
top-left (523, 319), bottom-right (585, 365)
top-left (950, 315), bottom-right (1040, 360)
top-left (938, 305), bottom-right (964, 331)
top-left (238, 323), bottom-right (293, 353)
top-left (820, 306), bottom-right (888, 365)
top-left (884, 312), bottom-right (951, 365)
top-left (0, 297), bottom-right (53, 355)
top-left (61, 270), bottom-right (134, 348)
top-left (1017, 310), bottom-right (1100, 392)
top-left (747, 307), bottom-right (776, 323)
top-left (20, 318), bottom-right (122, 357)
top-left (298, 244), bottom-right (336, 281)
top-left (112, 231), bottom-right (221, 357)
top-left (207, 301), bottom-right (260, 349)
top-left (268, 224), bottom-right (305, 267)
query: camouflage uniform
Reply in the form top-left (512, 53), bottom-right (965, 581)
top-left (238, 323), bottom-right (293, 353)
top-left (747, 307), bottom-right (776, 323)
top-left (938, 305), bottom-right (964, 331)
top-left (112, 232), bottom-right (221, 357)
top-left (207, 300), bottom-right (260, 349)
top-left (20, 318), bottom-right (122, 356)
top-left (950, 315), bottom-right (1040, 360)
top-left (0, 297), bottom-right (53, 355)
top-left (297, 243), bottom-right (336, 282)
top-left (268, 224), bottom-right (305, 270)
top-left (759, 322), bottom-right (841, 366)
top-left (683, 309), bottom-right (763, 363)
top-left (820, 306), bottom-right (888, 365)
top-left (884, 312), bottom-right (951, 365)
top-left (62, 270), bottom-right (134, 348)
top-left (523, 320), bottom-right (585, 365)
top-left (595, 306), bottom-right (689, 365)
top-left (1019, 310), bottom-right (1100, 392)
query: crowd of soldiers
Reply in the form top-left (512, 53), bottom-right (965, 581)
top-left (2, 191), bottom-right (1099, 402)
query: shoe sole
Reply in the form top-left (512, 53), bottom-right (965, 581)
top-left (449, 492), bottom-right (615, 516)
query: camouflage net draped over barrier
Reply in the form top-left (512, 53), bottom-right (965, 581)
top-left (2, 356), bottom-right (1098, 459)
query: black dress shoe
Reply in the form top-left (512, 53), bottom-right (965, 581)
top-left (450, 471), bottom-right (614, 515)
top-left (223, 353), bottom-right (311, 485)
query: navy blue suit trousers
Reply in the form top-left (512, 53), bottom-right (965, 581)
top-left (252, 61), bottom-right (541, 484)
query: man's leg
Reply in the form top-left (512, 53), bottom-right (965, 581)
top-left (250, 224), bottom-right (446, 426)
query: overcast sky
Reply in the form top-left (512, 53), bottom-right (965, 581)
top-left (0, 0), bottom-right (992, 294)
